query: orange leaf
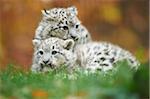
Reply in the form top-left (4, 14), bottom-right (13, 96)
top-left (32, 89), bottom-right (48, 99)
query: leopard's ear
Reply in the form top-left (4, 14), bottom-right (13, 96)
top-left (67, 6), bottom-right (78, 16)
top-left (32, 39), bottom-right (41, 47)
top-left (63, 39), bottom-right (75, 50)
top-left (41, 9), bottom-right (50, 16)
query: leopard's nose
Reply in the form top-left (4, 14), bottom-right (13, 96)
top-left (43, 60), bottom-right (49, 64)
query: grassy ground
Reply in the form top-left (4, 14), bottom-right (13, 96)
top-left (0, 62), bottom-right (149, 99)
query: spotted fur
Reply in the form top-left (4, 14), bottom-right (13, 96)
top-left (34, 6), bottom-right (91, 46)
top-left (32, 37), bottom-right (140, 72)
top-left (75, 42), bottom-right (140, 72)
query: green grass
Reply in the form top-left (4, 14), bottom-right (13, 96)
top-left (0, 62), bottom-right (149, 99)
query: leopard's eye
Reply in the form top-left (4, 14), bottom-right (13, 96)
top-left (62, 26), bottom-right (68, 30)
top-left (52, 51), bottom-right (58, 55)
top-left (39, 50), bottom-right (44, 55)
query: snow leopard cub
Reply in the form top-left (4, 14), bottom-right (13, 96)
top-left (31, 37), bottom-right (140, 73)
top-left (34, 6), bottom-right (91, 46)
top-left (31, 37), bottom-right (77, 72)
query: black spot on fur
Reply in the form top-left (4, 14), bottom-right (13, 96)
top-left (75, 25), bottom-right (79, 28)
top-left (101, 64), bottom-right (109, 66)
top-left (85, 34), bottom-right (88, 38)
top-left (105, 52), bottom-right (109, 55)
top-left (94, 60), bottom-right (100, 63)
top-left (50, 34), bottom-right (54, 37)
top-left (53, 28), bottom-right (58, 31)
top-left (97, 52), bottom-right (101, 55)
top-left (52, 46), bottom-right (55, 49)
top-left (65, 21), bottom-right (68, 25)
top-left (100, 57), bottom-right (106, 61)
top-left (110, 58), bottom-right (115, 63)
top-left (59, 21), bottom-right (63, 24)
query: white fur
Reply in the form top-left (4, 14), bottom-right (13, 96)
top-left (34, 6), bottom-right (91, 47)
top-left (31, 37), bottom-right (77, 72)
top-left (32, 38), bottom-right (140, 72)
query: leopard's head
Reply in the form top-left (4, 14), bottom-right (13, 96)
top-left (32, 37), bottom-right (76, 71)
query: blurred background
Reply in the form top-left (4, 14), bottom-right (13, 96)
top-left (0, 0), bottom-right (149, 70)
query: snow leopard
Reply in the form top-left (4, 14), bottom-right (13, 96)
top-left (31, 37), bottom-right (77, 72)
top-left (31, 37), bottom-right (140, 72)
top-left (34, 6), bottom-right (91, 46)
